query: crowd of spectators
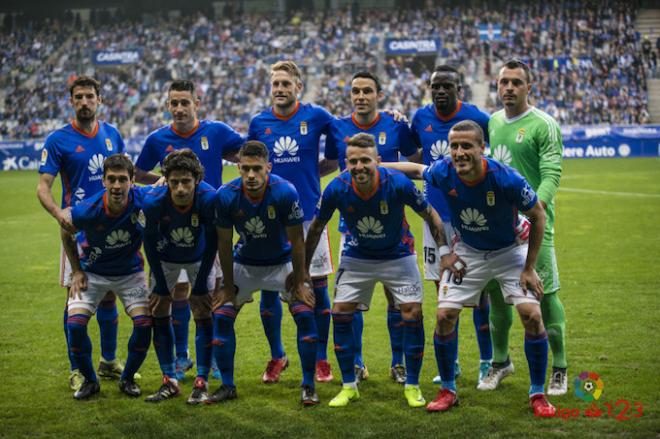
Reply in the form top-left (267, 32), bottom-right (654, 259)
top-left (482, 1), bottom-right (651, 125)
top-left (0, 0), bottom-right (653, 143)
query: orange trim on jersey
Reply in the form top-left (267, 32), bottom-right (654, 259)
top-left (71, 120), bottom-right (99, 138)
top-left (458, 158), bottom-right (488, 187)
top-left (351, 168), bottom-right (380, 201)
top-left (103, 192), bottom-right (129, 218)
top-left (243, 175), bottom-right (270, 203)
top-left (351, 112), bottom-right (381, 130)
top-left (170, 119), bottom-right (200, 138)
top-left (435, 100), bottom-right (462, 122)
top-left (272, 102), bottom-right (300, 121)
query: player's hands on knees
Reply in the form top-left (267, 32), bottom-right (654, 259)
top-left (292, 281), bottom-right (315, 308)
top-left (57, 207), bottom-right (76, 233)
top-left (440, 253), bottom-right (467, 282)
top-left (213, 286), bottom-right (237, 309)
top-left (520, 267), bottom-right (544, 301)
top-left (69, 270), bottom-right (88, 300)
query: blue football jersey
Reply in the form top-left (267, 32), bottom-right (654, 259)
top-left (141, 181), bottom-right (217, 264)
top-left (422, 157), bottom-right (538, 251)
top-left (316, 167), bottom-right (428, 260)
top-left (39, 121), bottom-right (126, 207)
top-left (325, 111), bottom-right (420, 234)
top-left (248, 102), bottom-right (333, 221)
top-left (71, 187), bottom-right (144, 276)
top-left (136, 119), bottom-right (245, 189)
top-left (411, 101), bottom-right (490, 221)
top-left (325, 112), bottom-right (419, 170)
top-left (215, 174), bottom-right (305, 266)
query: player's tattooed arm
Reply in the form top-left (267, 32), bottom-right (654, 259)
top-left (60, 222), bottom-right (87, 299)
top-left (37, 173), bottom-right (76, 232)
top-left (520, 201), bottom-right (547, 300)
top-left (286, 224), bottom-right (314, 307)
top-left (214, 226), bottom-right (237, 307)
top-left (319, 158), bottom-right (339, 177)
top-left (379, 162), bottom-right (426, 180)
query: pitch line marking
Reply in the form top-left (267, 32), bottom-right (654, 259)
top-left (559, 187), bottom-right (660, 198)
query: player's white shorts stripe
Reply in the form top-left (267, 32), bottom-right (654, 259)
top-left (151, 260), bottom-right (216, 295)
top-left (303, 220), bottom-right (333, 277)
top-left (60, 244), bottom-right (70, 288)
top-left (68, 271), bottom-right (149, 314)
top-left (230, 262), bottom-right (293, 306)
top-left (422, 221), bottom-right (456, 281)
top-left (334, 255), bottom-right (423, 309)
top-left (437, 242), bottom-right (539, 309)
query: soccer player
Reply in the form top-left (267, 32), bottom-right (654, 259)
top-left (37, 76), bottom-right (127, 390)
top-left (60, 154), bottom-right (152, 399)
top-left (135, 79), bottom-right (244, 380)
top-left (305, 133), bottom-right (444, 408)
top-left (324, 71), bottom-right (421, 384)
top-left (410, 65), bottom-right (493, 385)
top-left (210, 141), bottom-right (320, 406)
top-left (482, 59), bottom-right (567, 395)
top-left (383, 120), bottom-right (556, 417)
top-left (248, 61), bottom-right (335, 383)
top-left (141, 149), bottom-right (218, 404)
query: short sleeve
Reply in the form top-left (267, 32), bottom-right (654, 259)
top-left (316, 183), bottom-right (338, 222)
top-left (214, 188), bottom-right (234, 229)
top-left (397, 174), bottom-right (428, 212)
top-left (39, 135), bottom-right (63, 176)
top-left (135, 135), bottom-right (160, 172)
top-left (397, 122), bottom-right (419, 158)
top-left (280, 184), bottom-right (305, 227)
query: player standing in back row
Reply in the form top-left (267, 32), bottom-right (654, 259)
top-left (37, 76), bottom-right (128, 390)
top-left (481, 59), bottom-right (567, 395)
top-left (410, 65), bottom-right (493, 386)
top-left (248, 61), bottom-right (335, 383)
top-left (324, 71), bottom-right (421, 384)
top-left (135, 79), bottom-right (244, 381)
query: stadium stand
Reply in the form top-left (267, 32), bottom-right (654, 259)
top-left (0, 0), bottom-right (654, 143)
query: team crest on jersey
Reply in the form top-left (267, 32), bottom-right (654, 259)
top-left (516, 128), bottom-right (525, 143)
top-left (486, 191), bottom-right (495, 206)
top-left (40, 149), bottom-right (48, 166)
top-left (300, 121), bottom-right (308, 135)
top-left (105, 138), bottom-right (113, 151)
top-left (191, 213), bottom-right (199, 227)
top-left (267, 205), bottom-right (276, 219)
top-left (378, 132), bottom-right (386, 145)
top-left (379, 200), bottom-right (388, 215)
top-left (201, 136), bottom-right (209, 151)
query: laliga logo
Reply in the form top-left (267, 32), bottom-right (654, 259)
top-left (574, 371), bottom-right (604, 402)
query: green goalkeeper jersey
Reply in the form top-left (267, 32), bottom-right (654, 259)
top-left (488, 107), bottom-right (563, 244)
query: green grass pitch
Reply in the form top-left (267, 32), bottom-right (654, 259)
top-left (0, 158), bottom-right (658, 438)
